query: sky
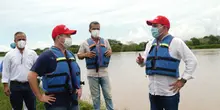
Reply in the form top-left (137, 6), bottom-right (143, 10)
top-left (0, 0), bottom-right (220, 52)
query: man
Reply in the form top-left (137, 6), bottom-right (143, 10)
top-left (136, 15), bottom-right (198, 110)
top-left (2, 32), bottom-right (38, 110)
top-left (28, 24), bottom-right (82, 110)
top-left (77, 21), bottom-right (114, 110)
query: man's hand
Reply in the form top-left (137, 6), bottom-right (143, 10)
top-left (169, 79), bottom-right (187, 93)
top-left (3, 84), bottom-right (10, 96)
top-left (76, 88), bottom-right (82, 99)
top-left (85, 51), bottom-right (96, 58)
top-left (105, 50), bottom-right (112, 57)
top-left (136, 53), bottom-right (144, 64)
top-left (39, 94), bottom-right (56, 105)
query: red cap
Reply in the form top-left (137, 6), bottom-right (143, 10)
top-left (146, 15), bottom-right (170, 29)
top-left (52, 24), bottom-right (77, 39)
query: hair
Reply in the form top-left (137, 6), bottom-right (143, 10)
top-left (89, 21), bottom-right (100, 29)
top-left (14, 31), bottom-right (26, 40)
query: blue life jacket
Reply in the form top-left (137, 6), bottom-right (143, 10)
top-left (42, 47), bottom-right (81, 94)
top-left (145, 35), bottom-right (180, 78)
top-left (85, 38), bottom-right (110, 70)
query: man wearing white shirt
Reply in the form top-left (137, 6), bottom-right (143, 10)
top-left (136, 15), bottom-right (197, 110)
top-left (2, 32), bottom-right (38, 110)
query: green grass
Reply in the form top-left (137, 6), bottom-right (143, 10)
top-left (0, 84), bottom-right (95, 110)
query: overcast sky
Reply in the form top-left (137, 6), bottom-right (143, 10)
top-left (0, 0), bottom-right (220, 52)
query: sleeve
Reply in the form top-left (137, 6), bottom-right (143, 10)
top-left (139, 40), bottom-right (152, 67)
top-left (2, 53), bottom-right (11, 83)
top-left (177, 39), bottom-right (198, 80)
top-left (105, 39), bottom-right (112, 50)
top-left (32, 51), bottom-right (39, 63)
top-left (30, 51), bottom-right (56, 77)
top-left (77, 42), bottom-right (86, 54)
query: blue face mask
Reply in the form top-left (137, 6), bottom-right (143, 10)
top-left (10, 42), bottom-right (16, 49)
top-left (151, 27), bottom-right (160, 39)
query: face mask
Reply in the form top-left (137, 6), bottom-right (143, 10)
top-left (91, 30), bottom-right (100, 38)
top-left (151, 26), bottom-right (164, 39)
top-left (63, 38), bottom-right (72, 48)
top-left (17, 40), bottom-right (26, 49)
top-left (10, 43), bottom-right (16, 49)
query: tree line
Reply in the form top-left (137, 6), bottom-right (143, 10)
top-left (0, 35), bottom-right (220, 56)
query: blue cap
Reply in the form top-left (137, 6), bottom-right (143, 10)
top-left (10, 43), bottom-right (16, 49)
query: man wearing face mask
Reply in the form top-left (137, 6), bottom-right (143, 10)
top-left (2, 32), bottom-right (38, 110)
top-left (28, 24), bottom-right (82, 110)
top-left (77, 21), bottom-right (114, 110)
top-left (136, 15), bottom-right (198, 110)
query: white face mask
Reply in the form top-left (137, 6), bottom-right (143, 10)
top-left (91, 30), bottom-right (100, 38)
top-left (63, 38), bottom-right (72, 48)
top-left (17, 40), bottom-right (26, 49)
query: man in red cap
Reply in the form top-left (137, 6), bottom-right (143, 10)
top-left (28, 24), bottom-right (83, 110)
top-left (136, 15), bottom-right (198, 110)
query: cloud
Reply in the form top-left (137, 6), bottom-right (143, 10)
top-left (0, 0), bottom-right (220, 52)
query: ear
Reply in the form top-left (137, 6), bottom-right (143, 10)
top-left (89, 29), bottom-right (91, 33)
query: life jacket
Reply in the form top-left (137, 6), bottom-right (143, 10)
top-left (145, 35), bottom-right (180, 78)
top-left (85, 38), bottom-right (110, 70)
top-left (42, 47), bottom-right (81, 94)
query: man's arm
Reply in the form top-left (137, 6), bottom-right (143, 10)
top-left (77, 42), bottom-right (95, 59)
top-left (2, 53), bottom-right (11, 96)
top-left (177, 39), bottom-right (198, 81)
top-left (105, 39), bottom-right (112, 57)
top-left (137, 41), bottom-right (152, 67)
top-left (28, 71), bottom-right (42, 99)
top-left (77, 42), bottom-right (87, 60)
top-left (28, 51), bottom-right (56, 104)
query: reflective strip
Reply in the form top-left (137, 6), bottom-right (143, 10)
top-left (152, 43), bottom-right (157, 46)
top-left (69, 57), bottom-right (75, 60)
top-left (160, 43), bottom-right (169, 47)
top-left (56, 57), bottom-right (75, 61)
top-left (56, 57), bottom-right (66, 61)
top-left (152, 43), bottom-right (169, 47)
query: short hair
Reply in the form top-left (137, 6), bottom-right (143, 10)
top-left (89, 21), bottom-right (100, 29)
top-left (14, 31), bottom-right (26, 39)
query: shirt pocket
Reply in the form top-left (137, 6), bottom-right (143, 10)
top-left (25, 56), bottom-right (34, 69)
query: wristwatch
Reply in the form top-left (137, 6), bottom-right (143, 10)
top-left (180, 78), bottom-right (187, 83)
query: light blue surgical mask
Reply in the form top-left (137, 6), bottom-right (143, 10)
top-left (151, 27), bottom-right (160, 38)
top-left (151, 26), bottom-right (164, 39)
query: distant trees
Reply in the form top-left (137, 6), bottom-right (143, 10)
top-left (1, 35), bottom-right (220, 56)
top-left (185, 35), bottom-right (220, 49)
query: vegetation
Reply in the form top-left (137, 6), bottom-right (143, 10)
top-left (1, 35), bottom-right (220, 56)
top-left (185, 35), bottom-right (220, 49)
top-left (0, 83), bottom-right (97, 110)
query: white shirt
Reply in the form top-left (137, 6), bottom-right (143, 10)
top-left (77, 38), bottom-right (111, 77)
top-left (1, 47), bottom-right (38, 83)
top-left (141, 34), bottom-right (197, 96)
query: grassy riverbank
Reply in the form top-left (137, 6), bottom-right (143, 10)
top-left (0, 83), bottom-right (95, 110)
